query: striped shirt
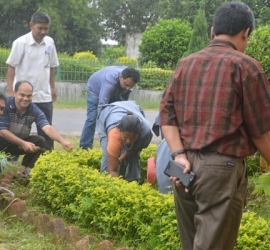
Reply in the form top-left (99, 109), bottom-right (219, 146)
top-left (159, 39), bottom-right (270, 157)
top-left (0, 96), bottom-right (49, 146)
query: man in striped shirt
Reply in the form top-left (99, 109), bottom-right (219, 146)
top-left (160, 2), bottom-right (270, 250)
top-left (0, 81), bottom-right (73, 177)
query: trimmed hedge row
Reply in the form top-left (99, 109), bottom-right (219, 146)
top-left (0, 48), bottom-right (172, 90)
top-left (30, 149), bottom-right (270, 250)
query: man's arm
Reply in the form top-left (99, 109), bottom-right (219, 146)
top-left (252, 131), bottom-right (270, 164)
top-left (6, 65), bottom-right (15, 96)
top-left (0, 129), bottom-right (37, 152)
top-left (42, 125), bottom-right (73, 150)
top-left (50, 67), bottom-right (57, 102)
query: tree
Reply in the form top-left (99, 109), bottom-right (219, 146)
top-left (139, 19), bottom-right (192, 69)
top-left (182, 9), bottom-right (209, 58)
top-left (97, 0), bottom-right (161, 43)
top-left (0, 0), bottom-right (104, 55)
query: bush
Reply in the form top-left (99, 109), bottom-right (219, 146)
top-left (139, 19), bottom-right (192, 69)
top-left (139, 68), bottom-right (173, 90)
top-left (246, 25), bottom-right (270, 81)
top-left (114, 56), bottom-right (137, 67)
top-left (30, 149), bottom-right (179, 249)
top-left (99, 45), bottom-right (125, 63)
top-left (30, 149), bottom-right (270, 249)
top-left (235, 212), bottom-right (270, 250)
top-left (73, 51), bottom-right (99, 62)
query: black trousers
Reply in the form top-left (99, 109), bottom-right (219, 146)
top-left (0, 135), bottom-right (46, 168)
top-left (34, 102), bottom-right (53, 150)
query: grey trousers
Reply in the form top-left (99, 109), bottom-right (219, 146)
top-left (174, 150), bottom-right (247, 250)
top-left (100, 136), bottom-right (141, 182)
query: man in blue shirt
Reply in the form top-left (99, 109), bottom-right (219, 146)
top-left (80, 66), bottom-right (140, 149)
top-left (0, 80), bottom-right (73, 177)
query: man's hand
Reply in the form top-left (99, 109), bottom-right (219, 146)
top-left (51, 88), bottom-right (57, 102)
top-left (20, 141), bottom-right (40, 153)
top-left (61, 140), bottom-right (73, 151)
top-left (170, 154), bottom-right (191, 193)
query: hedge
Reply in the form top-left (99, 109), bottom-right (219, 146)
top-left (30, 149), bottom-right (270, 250)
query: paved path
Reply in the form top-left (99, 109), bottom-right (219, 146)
top-left (32, 109), bottom-right (161, 144)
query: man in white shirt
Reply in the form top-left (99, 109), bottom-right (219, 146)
top-left (6, 11), bottom-right (59, 151)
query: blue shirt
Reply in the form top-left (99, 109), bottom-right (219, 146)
top-left (0, 96), bottom-right (50, 146)
top-left (86, 66), bottom-right (130, 105)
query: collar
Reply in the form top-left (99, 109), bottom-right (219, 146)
top-left (29, 31), bottom-right (45, 45)
top-left (8, 96), bottom-right (30, 114)
top-left (207, 39), bottom-right (238, 51)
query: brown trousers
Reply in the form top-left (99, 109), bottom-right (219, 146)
top-left (174, 150), bottom-right (247, 250)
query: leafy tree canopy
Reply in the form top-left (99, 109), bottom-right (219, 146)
top-left (139, 19), bottom-right (192, 69)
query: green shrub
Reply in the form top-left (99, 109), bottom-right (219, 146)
top-left (30, 149), bottom-right (270, 249)
top-left (139, 68), bottom-right (173, 90)
top-left (235, 212), bottom-right (270, 250)
top-left (245, 152), bottom-right (260, 177)
top-left (73, 51), bottom-right (99, 62)
top-left (0, 48), bottom-right (10, 80)
top-left (30, 149), bottom-right (179, 249)
top-left (114, 56), bottom-right (137, 67)
top-left (246, 25), bottom-right (270, 81)
top-left (99, 45), bottom-right (125, 63)
top-left (139, 19), bottom-right (192, 69)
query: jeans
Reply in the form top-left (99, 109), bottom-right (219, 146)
top-left (80, 93), bottom-right (98, 149)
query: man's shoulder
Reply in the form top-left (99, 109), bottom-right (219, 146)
top-left (44, 36), bottom-right (55, 44)
top-left (13, 32), bottom-right (30, 44)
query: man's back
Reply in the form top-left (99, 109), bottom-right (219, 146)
top-left (160, 39), bottom-right (270, 157)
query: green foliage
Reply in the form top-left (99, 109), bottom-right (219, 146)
top-left (30, 149), bottom-right (180, 249)
top-left (235, 212), bottom-right (270, 250)
top-left (245, 152), bottom-right (260, 177)
top-left (73, 51), bottom-right (99, 62)
top-left (140, 144), bottom-right (157, 183)
top-left (139, 19), bottom-right (192, 69)
top-left (29, 148), bottom-right (270, 249)
top-left (245, 24), bottom-right (270, 81)
top-left (182, 8), bottom-right (209, 58)
top-left (252, 173), bottom-right (270, 197)
top-left (99, 46), bottom-right (126, 63)
top-left (114, 56), bottom-right (137, 67)
top-left (139, 68), bottom-right (173, 90)
top-left (97, 0), bottom-right (160, 42)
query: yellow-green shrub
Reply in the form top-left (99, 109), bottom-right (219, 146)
top-left (30, 149), bottom-right (179, 249)
top-left (30, 149), bottom-right (270, 249)
top-left (235, 212), bottom-right (270, 250)
top-left (73, 51), bottom-right (98, 62)
top-left (114, 56), bottom-right (137, 67)
top-left (139, 68), bottom-right (173, 90)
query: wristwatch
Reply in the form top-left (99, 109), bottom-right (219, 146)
top-left (171, 149), bottom-right (186, 159)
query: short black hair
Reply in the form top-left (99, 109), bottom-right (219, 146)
top-left (14, 80), bottom-right (34, 92)
top-left (122, 68), bottom-right (140, 83)
top-left (117, 112), bottom-right (142, 134)
top-left (213, 2), bottom-right (255, 37)
top-left (0, 92), bottom-right (6, 103)
top-left (31, 12), bottom-right (51, 24)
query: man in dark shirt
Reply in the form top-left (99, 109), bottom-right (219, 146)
top-left (0, 81), bottom-right (73, 177)
top-left (160, 2), bottom-right (270, 250)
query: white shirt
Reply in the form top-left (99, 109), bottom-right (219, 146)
top-left (6, 32), bottom-right (59, 102)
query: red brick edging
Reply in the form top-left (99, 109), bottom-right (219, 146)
top-left (0, 170), bottom-right (129, 250)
